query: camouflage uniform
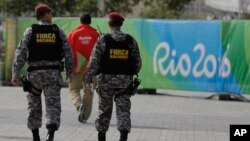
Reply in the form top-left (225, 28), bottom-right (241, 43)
top-left (85, 29), bottom-right (142, 133)
top-left (12, 21), bottom-right (74, 130)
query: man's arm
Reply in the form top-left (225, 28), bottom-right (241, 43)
top-left (84, 36), bottom-right (104, 84)
top-left (11, 28), bottom-right (31, 85)
top-left (67, 31), bottom-right (75, 50)
top-left (132, 39), bottom-right (142, 74)
top-left (58, 29), bottom-right (74, 79)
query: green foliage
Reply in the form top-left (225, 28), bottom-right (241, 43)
top-left (142, 0), bottom-right (194, 19)
top-left (102, 0), bottom-right (140, 16)
top-left (71, 0), bottom-right (99, 16)
top-left (242, 13), bottom-right (250, 19)
top-left (2, 0), bottom-right (193, 18)
top-left (4, 0), bottom-right (64, 16)
top-left (2, 0), bottom-right (140, 17)
top-left (3, 0), bottom-right (98, 17)
top-left (5, 0), bottom-right (36, 16)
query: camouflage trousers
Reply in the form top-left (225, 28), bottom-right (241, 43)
top-left (95, 87), bottom-right (131, 133)
top-left (26, 70), bottom-right (63, 130)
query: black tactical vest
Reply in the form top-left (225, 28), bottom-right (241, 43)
top-left (27, 24), bottom-right (64, 62)
top-left (100, 34), bottom-right (137, 75)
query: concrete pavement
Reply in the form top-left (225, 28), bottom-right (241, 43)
top-left (0, 86), bottom-right (250, 141)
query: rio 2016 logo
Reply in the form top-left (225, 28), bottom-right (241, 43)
top-left (153, 42), bottom-right (231, 78)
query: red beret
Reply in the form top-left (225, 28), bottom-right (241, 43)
top-left (34, 3), bottom-right (51, 14)
top-left (108, 12), bottom-right (124, 22)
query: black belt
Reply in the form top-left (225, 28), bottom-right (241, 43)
top-left (27, 65), bottom-right (60, 72)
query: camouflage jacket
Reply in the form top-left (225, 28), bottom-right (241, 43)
top-left (85, 28), bottom-right (142, 88)
top-left (12, 20), bottom-right (74, 78)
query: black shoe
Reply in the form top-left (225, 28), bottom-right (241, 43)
top-left (78, 104), bottom-right (86, 123)
top-left (33, 138), bottom-right (40, 141)
top-left (46, 130), bottom-right (55, 141)
top-left (119, 130), bottom-right (128, 141)
top-left (33, 137), bottom-right (40, 141)
top-left (98, 132), bottom-right (106, 141)
top-left (32, 129), bottom-right (40, 141)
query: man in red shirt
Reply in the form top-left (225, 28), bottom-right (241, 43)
top-left (67, 13), bottom-right (99, 123)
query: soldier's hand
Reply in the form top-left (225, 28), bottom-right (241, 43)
top-left (85, 83), bottom-right (93, 94)
top-left (66, 76), bottom-right (72, 83)
top-left (11, 76), bottom-right (20, 86)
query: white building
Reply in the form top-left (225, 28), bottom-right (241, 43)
top-left (205, 0), bottom-right (250, 18)
top-left (205, 0), bottom-right (242, 13)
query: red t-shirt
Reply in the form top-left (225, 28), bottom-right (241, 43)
top-left (68, 24), bottom-right (99, 73)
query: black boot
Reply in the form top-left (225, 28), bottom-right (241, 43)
top-left (46, 129), bottom-right (55, 141)
top-left (119, 130), bottom-right (128, 141)
top-left (98, 132), bottom-right (106, 141)
top-left (32, 129), bottom-right (40, 141)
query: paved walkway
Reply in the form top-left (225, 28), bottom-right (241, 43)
top-left (0, 87), bottom-right (250, 141)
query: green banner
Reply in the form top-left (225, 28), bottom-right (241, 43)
top-left (4, 18), bottom-right (250, 94)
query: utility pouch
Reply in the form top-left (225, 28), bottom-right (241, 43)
top-left (21, 76), bottom-right (42, 96)
top-left (129, 76), bottom-right (141, 96)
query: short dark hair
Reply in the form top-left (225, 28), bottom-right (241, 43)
top-left (36, 11), bottom-right (50, 20)
top-left (80, 13), bottom-right (91, 24)
top-left (108, 19), bottom-right (123, 27)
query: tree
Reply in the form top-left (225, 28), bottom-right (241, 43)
top-left (2, 0), bottom-right (140, 17)
top-left (2, 0), bottom-right (98, 17)
top-left (1, 0), bottom-right (196, 18)
top-left (142, 0), bottom-right (194, 19)
top-left (73, 0), bottom-right (99, 17)
top-left (100, 0), bottom-right (140, 16)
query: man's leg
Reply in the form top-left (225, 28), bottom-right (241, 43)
top-left (44, 82), bottom-right (61, 141)
top-left (115, 90), bottom-right (131, 141)
top-left (82, 75), bottom-right (95, 120)
top-left (95, 88), bottom-right (113, 141)
top-left (68, 73), bottom-right (84, 110)
top-left (27, 92), bottom-right (42, 129)
top-left (27, 72), bottom-right (43, 141)
top-left (27, 93), bottom-right (42, 141)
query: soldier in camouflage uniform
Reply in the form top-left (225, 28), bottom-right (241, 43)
top-left (85, 12), bottom-right (142, 141)
top-left (11, 3), bottom-right (74, 141)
